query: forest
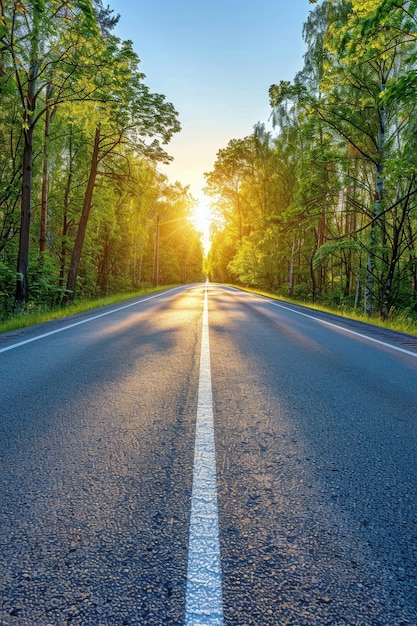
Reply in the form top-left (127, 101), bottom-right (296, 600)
top-left (2, 0), bottom-right (417, 324)
top-left (206, 0), bottom-right (417, 320)
top-left (0, 0), bottom-right (204, 319)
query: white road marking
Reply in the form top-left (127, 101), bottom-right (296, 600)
top-left (266, 300), bottom-right (417, 359)
top-left (0, 288), bottom-right (184, 354)
top-left (185, 284), bottom-right (223, 625)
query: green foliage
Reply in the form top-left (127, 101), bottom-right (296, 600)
top-left (228, 235), bottom-right (265, 286)
top-left (0, 262), bottom-right (16, 319)
top-left (313, 240), bottom-right (361, 268)
top-left (0, 0), bottom-right (198, 313)
top-left (0, 0), bottom-right (202, 314)
top-left (28, 254), bottom-right (64, 306)
top-left (293, 282), bottom-right (312, 302)
top-left (206, 0), bottom-right (417, 322)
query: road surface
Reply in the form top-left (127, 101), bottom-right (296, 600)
top-left (1, 283), bottom-right (417, 625)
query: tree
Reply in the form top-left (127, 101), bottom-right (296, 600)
top-left (271, 0), bottom-right (417, 316)
top-left (318, 0), bottom-right (417, 315)
top-left (205, 125), bottom-right (288, 288)
top-left (0, 3), bottom-right (204, 315)
top-left (64, 36), bottom-right (180, 300)
top-left (149, 181), bottom-right (203, 286)
top-left (1, 0), bottom-right (102, 305)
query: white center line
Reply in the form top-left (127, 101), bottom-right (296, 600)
top-left (185, 283), bottom-right (223, 625)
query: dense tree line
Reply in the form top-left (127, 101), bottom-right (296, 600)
top-left (0, 0), bottom-right (203, 318)
top-left (206, 0), bottom-right (417, 319)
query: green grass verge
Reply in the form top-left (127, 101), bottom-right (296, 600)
top-left (3, 283), bottom-right (416, 338)
top-left (0, 285), bottom-right (176, 335)
top-left (230, 285), bottom-right (417, 337)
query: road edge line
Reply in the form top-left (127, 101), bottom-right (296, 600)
top-left (266, 300), bottom-right (417, 359)
top-left (0, 287), bottom-right (184, 354)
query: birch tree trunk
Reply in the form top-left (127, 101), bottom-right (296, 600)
top-left (365, 81), bottom-right (386, 316)
top-left (40, 82), bottom-right (53, 255)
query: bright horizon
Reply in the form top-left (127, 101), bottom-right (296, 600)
top-left (109, 1), bottom-right (313, 248)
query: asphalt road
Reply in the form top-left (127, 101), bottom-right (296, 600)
top-left (1, 283), bottom-right (417, 625)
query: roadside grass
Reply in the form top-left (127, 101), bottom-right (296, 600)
top-left (0, 285), bottom-right (176, 335)
top-left (2, 282), bottom-right (417, 338)
top-left (232, 285), bottom-right (417, 337)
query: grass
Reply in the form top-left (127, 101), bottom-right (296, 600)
top-left (232, 285), bottom-right (417, 337)
top-left (0, 285), bottom-right (175, 335)
top-left (2, 282), bottom-right (417, 338)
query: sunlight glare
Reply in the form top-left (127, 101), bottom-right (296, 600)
top-left (191, 194), bottom-right (213, 253)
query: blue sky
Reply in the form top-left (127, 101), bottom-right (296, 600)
top-left (109, 1), bottom-right (314, 236)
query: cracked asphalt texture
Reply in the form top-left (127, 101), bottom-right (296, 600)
top-left (1, 284), bottom-right (417, 625)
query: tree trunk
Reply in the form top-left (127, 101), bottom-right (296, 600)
top-left (364, 244), bottom-right (375, 316)
top-left (15, 125), bottom-right (34, 305)
top-left (40, 82), bottom-right (53, 255)
top-left (288, 238), bottom-right (295, 297)
top-left (153, 213), bottom-right (160, 287)
top-left (65, 126), bottom-right (101, 301)
top-left (365, 84), bottom-right (386, 316)
top-left (59, 129), bottom-right (75, 290)
top-left (14, 5), bottom-right (42, 306)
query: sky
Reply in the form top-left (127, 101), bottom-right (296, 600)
top-left (108, 0), bottom-right (314, 244)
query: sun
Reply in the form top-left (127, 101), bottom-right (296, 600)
top-left (191, 194), bottom-right (213, 253)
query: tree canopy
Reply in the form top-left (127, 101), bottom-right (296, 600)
top-left (0, 0), bottom-right (203, 314)
top-left (206, 0), bottom-right (417, 319)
